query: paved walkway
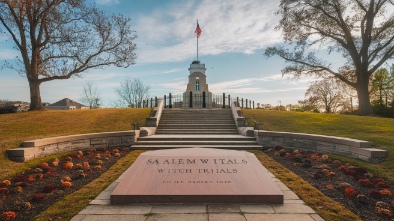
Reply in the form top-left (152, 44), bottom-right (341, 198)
top-left (71, 166), bottom-right (324, 221)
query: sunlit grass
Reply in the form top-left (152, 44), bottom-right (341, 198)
top-left (243, 109), bottom-right (394, 183)
top-left (0, 108), bottom-right (151, 180)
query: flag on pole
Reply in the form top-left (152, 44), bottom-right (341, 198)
top-left (195, 21), bottom-right (202, 38)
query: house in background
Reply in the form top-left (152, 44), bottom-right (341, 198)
top-left (46, 98), bottom-right (89, 110)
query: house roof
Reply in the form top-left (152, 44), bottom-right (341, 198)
top-left (48, 98), bottom-right (87, 107)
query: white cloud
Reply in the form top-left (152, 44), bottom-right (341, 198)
top-left (134, 0), bottom-right (281, 63)
top-left (0, 49), bottom-right (19, 60)
top-left (96, 0), bottom-right (119, 5)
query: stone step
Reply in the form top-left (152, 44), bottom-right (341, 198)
top-left (159, 121), bottom-right (235, 124)
top-left (130, 144), bottom-right (262, 150)
top-left (157, 124), bottom-right (237, 129)
top-left (135, 141), bottom-right (259, 145)
top-left (155, 130), bottom-right (239, 135)
top-left (138, 136), bottom-right (255, 141)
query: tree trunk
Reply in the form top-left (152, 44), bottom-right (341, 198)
top-left (356, 78), bottom-right (374, 115)
top-left (28, 79), bottom-right (43, 110)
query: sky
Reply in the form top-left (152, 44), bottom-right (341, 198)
top-left (0, 0), bottom-right (319, 107)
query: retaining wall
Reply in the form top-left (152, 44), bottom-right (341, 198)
top-left (7, 131), bottom-right (139, 162)
top-left (255, 130), bottom-right (387, 163)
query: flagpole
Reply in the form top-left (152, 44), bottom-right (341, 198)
top-left (196, 19), bottom-right (199, 62)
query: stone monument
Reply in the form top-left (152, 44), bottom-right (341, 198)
top-left (111, 148), bottom-right (283, 204)
top-left (183, 61), bottom-right (212, 108)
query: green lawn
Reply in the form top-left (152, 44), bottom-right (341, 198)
top-left (0, 108), bottom-right (151, 180)
top-left (243, 109), bottom-right (394, 183)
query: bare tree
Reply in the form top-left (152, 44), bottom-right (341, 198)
top-left (0, 0), bottom-right (137, 110)
top-left (81, 81), bottom-right (100, 109)
top-left (115, 77), bottom-right (150, 108)
top-left (265, 0), bottom-right (394, 115)
top-left (298, 96), bottom-right (320, 112)
top-left (305, 78), bottom-right (344, 113)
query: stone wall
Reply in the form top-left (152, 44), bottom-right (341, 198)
top-left (7, 131), bottom-right (139, 162)
top-left (255, 130), bottom-right (387, 163)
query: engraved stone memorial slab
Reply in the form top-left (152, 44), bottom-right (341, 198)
top-left (110, 148), bottom-right (283, 204)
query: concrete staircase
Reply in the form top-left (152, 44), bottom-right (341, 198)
top-left (131, 109), bottom-right (262, 150)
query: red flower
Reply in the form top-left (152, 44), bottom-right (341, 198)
top-left (344, 187), bottom-right (356, 197)
top-left (1, 211), bottom-right (16, 221)
top-left (32, 193), bottom-right (46, 202)
top-left (358, 179), bottom-right (374, 187)
top-left (369, 190), bottom-right (383, 199)
top-left (338, 166), bottom-right (345, 171)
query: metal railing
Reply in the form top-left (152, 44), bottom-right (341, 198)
top-left (131, 117), bottom-right (148, 132)
top-left (244, 117), bottom-right (261, 131)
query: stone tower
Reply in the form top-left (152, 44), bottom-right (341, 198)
top-left (183, 61), bottom-right (212, 108)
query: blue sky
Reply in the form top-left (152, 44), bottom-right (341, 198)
top-left (0, 0), bottom-right (318, 107)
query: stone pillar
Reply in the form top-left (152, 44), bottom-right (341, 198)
top-left (164, 95), bottom-right (167, 108)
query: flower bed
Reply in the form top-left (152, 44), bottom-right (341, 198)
top-left (264, 146), bottom-right (394, 221)
top-left (0, 147), bottom-right (130, 221)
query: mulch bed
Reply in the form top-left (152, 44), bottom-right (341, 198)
top-left (263, 146), bottom-right (394, 221)
top-left (0, 147), bottom-right (131, 221)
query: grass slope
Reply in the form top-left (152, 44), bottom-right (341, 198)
top-left (0, 108), bottom-right (151, 180)
top-left (243, 109), bottom-right (394, 183)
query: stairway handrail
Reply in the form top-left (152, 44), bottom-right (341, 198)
top-left (243, 117), bottom-right (261, 131)
top-left (131, 117), bottom-right (149, 132)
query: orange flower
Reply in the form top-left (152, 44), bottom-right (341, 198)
top-left (321, 154), bottom-right (329, 160)
top-left (114, 153), bottom-right (121, 157)
top-left (74, 163), bottom-right (83, 169)
top-left (344, 187), bottom-right (356, 197)
top-left (377, 208), bottom-right (392, 217)
top-left (83, 162), bottom-right (90, 168)
top-left (27, 176), bottom-right (35, 183)
top-left (327, 172), bottom-right (336, 178)
top-left (97, 160), bottom-right (103, 165)
top-left (380, 189), bottom-right (392, 198)
top-left (94, 165), bottom-right (102, 170)
top-left (1, 180), bottom-right (11, 186)
top-left (1, 211), bottom-right (16, 221)
top-left (63, 162), bottom-right (73, 169)
top-left (338, 166), bottom-right (345, 171)
top-left (61, 181), bottom-right (73, 188)
top-left (326, 184), bottom-right (334, 190)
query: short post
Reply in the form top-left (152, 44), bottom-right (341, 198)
top-left (246, 99), bottom-right (248, 109)
top-left (169, 93), bottom-right (172, 108)
top-left (249, 100), bottom-right (251, 109)
top-left (237, 97), bottom-right (239, 107)
top-left (189, 91), bottom-right (193, 108)
top-left (241, 98), bottom-right (244, 108)
top-left (164, 95), bottom-right (167, 108)
top-left (222, 93), bottom-right (225, 109)
top-left (228, 95), bottom-right (230, 108)
top-left (155, 97), bottom-right (158, 107)
top-left (253, 101), bottom-right (254, 109)
top-left (203, 91), bottom-right (206, 108)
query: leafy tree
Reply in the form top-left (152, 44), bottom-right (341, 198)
top-left (115, 77), bottom-right (150, 108)
top-left (298, 96), bottom-right (320, 112)
top-left (305, 78), bottom-right (343, 113)
top-left (0, 0), bottom-right (137, 110)
top-left (80, 81), bottom-right (101, 109)
top-left (265, 0), bottom-right (394, 115)
top-left (370, 68), bottom-right (394, 106)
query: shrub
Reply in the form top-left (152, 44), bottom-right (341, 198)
top-left (1, 211), bottom-right (16, 221)
top-left (43, 184), bottom-right (57, 193)
top-left (32, 193), bottom-right (46, 202)
top-left (0, 180), bottom-right (11, 187)
top-left (380, 189), bottom-right (392, 198)
top-left (344, 187), bottom-right (356, 197)
top-left (61, 181), bottom-right (72, 188)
